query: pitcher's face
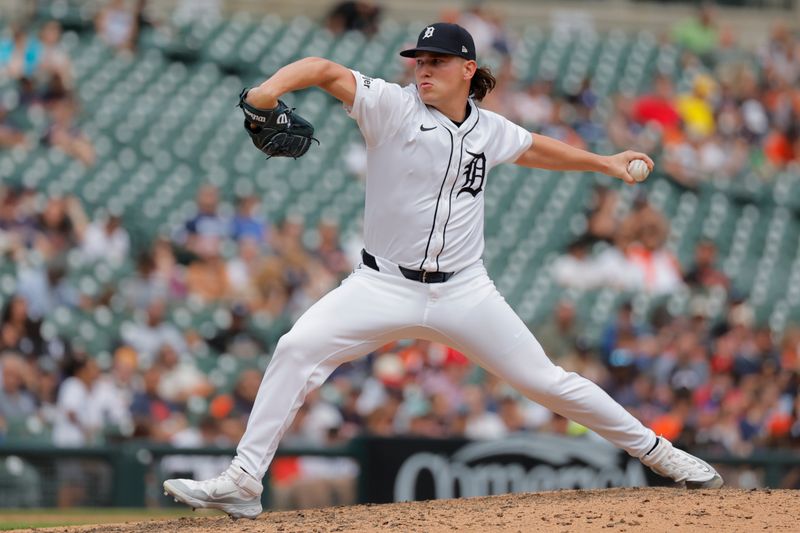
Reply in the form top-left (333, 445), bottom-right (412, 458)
top-left (414, 52), bottom-right (474, 107)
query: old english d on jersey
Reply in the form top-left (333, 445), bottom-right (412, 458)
top-left (345, 70), bottom-right (532, 273)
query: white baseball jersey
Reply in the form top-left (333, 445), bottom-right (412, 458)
top-left (229, 67), bottom-right (658, 488)
top-left (345, 70), bottom-right (532, 273)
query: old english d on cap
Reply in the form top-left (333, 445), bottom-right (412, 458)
top-left (400, 22), bottom-right (476, 61)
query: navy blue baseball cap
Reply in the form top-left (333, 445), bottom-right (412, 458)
top-left (399, 22), bottom-right (476, 61)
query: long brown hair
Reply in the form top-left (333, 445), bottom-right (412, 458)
top-left (469, 66), bottom-right (496, 101)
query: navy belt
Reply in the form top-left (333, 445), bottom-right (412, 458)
top-left (361, 249), bottom-right (454, 284)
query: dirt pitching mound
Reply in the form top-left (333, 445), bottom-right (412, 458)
top-left (24, 487), bottom-right (799, 532)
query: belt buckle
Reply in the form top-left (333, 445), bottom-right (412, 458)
top-left (422, 271), bottom-right (427, 283)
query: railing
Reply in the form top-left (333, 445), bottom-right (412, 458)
top-left (1, 437), bottom-right (799, 508)
top-left (0, 440), bottom-right (363, 508)
top-left (702, 450), bottom-right (800, 488)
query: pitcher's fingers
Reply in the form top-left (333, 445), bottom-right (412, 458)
top-left (634, 152), bottom-right (655, 170)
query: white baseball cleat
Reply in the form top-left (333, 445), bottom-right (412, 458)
top-left (163, 464), bottom-right (263, 519)
top-left (640, 437), bottom-right (724, 489)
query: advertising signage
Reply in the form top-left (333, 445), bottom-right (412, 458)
top-left (360, 434), bottom-right (651, 503)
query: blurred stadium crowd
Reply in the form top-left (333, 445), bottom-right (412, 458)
top-left (0, 0), bottom-right (800, 486)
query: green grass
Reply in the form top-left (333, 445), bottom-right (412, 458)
top-left (0, 508), bottom-right (212, 530)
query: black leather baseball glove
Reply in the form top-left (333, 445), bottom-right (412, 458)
top-left (237, 89), bottom-right (318, 159)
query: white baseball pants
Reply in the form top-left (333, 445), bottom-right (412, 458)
top-left (233, 259), bottom-right (656, 480)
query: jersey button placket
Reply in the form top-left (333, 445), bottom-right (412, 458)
top-left (428, 138), bottom-right (459, 271)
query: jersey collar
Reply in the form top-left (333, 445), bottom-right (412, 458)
top-left (428, 97), bottom-right (478, 134)
top-left (412, 84), bottom-right (478, 134)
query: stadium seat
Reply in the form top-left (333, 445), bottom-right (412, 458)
top-left (4, 14), bottom-right (796, 359)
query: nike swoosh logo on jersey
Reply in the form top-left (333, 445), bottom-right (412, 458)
top-left (420, 124), bottom-right (437, 131)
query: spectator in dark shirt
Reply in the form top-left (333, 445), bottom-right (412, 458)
top-left (33, 196), bottom-right (87, 260)
top-left (734, 327), bottom-right (780, 378)
top-left (231, 369), bottom-right (262, 419)
top-left (231, 195), bottom-right (267, 244)
top-left (601, 301), bottom-right (647, 366)
top-left (315, 220), bottom-right (351, 280)
top-left (684, 239), bottom-right (729, 291)
top-left (0, 296), bottom-right (46, 361)
top-left (325, 1), bottom-right (381, 37)
top-left (206, 304), bottom-right (266, 358)
top-left (182, 185), bottom-right (228, 257)
top-left (41, 98), bottom-right (96, 167)
top-left (130, 367), bottom-right (177, 440)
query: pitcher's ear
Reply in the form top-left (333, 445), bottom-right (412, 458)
top-left (464, 60), bottom-right (477, 80)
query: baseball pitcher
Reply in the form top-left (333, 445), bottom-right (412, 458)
top-left (164, 22), bottom-right (722, 519)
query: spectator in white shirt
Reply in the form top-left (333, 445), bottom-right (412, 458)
top-left (91, 346), bottom-right (137, 439)
top-left (53, 356), bottom-right (115, 507)
top-left (463, 385), bottom-right (507, 440)
top-left (36, 21), bottom-right (73, 95)
top-left (81, 213), bottom-right (130, 264)
top-left (552, 236), bottom-right (604, 290)
top-left (53, 356), bottom-right (102, 447)
top-left (155, 343), bottom-right (212, 405)
top-left (95, 0), bottom-right (136, 53)
top-left (226, 236), bottom-right (262, 302)
top-left (121, 299), bottom-right (187, 368)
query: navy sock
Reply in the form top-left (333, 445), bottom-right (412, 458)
top-left (645, 437), bottom-right (661, 456)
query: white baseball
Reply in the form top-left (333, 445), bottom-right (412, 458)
top-left (627, 159), bottom-right (650, 182)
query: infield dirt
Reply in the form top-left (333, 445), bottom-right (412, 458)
top-left (16, 487), bottom-right (800, 532)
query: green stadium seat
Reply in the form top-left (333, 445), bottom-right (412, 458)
top-left (2, 13), bottom-right (794, 358)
